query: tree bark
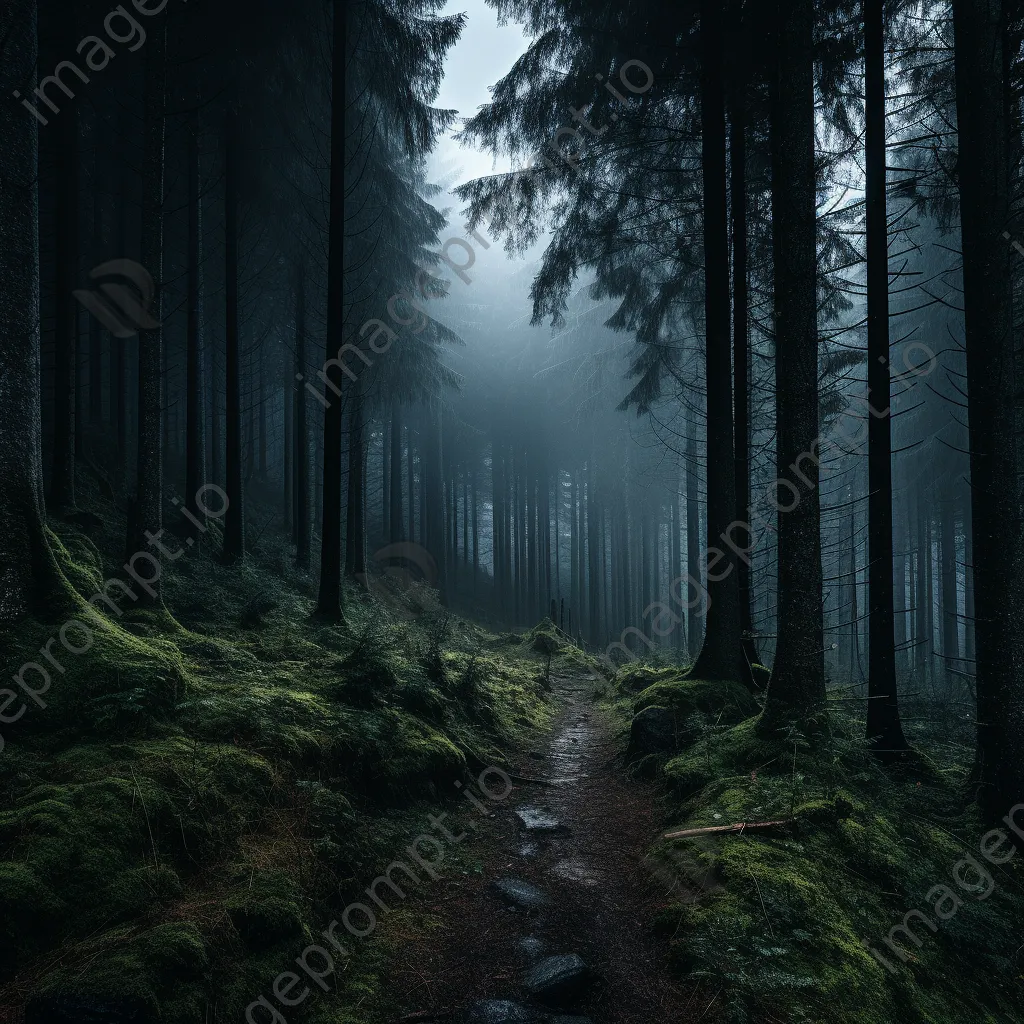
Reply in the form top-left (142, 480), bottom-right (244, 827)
top-left (953, 0), bottom-right (1024, 813)
top-left (0, 0), bottom-right (62, 624)
top-left (691, 0), bottom-right (748, 684)
top-left (184, 107), bottom-right (207, 535)
top-left (134, 21), bottom-right (167, 598)
top-left (762, 0), bottom-right (826, 722)
top-left (294, 263), bottom-right (310, 571)
top-left (316, 0), bottom-right (349, 617)
top-left (51, 31), bottom-right (79, 513)
top-left (222, 106), bottom-right (245, 564)
top-left (864, 0), bottom-right (909, 753)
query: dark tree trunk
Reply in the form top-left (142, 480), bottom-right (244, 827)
top-left (763, 0), bottom-right (826, 721)
top-left (88, 168), bottom-right (104, 425)
top-left (472, 463), bottom-right (479, 593)
top-left (864, 0), bottom-right (909, 753)
top-left (691, 0), bottom-right (748, 684)
top-left (184, 109), bottom-right (206, 535)
top-left (222, 107), bottom-right (245, 564)
top-left (51, 46), bottom-right (79, 513)
top-left (915, 492), bottom-right (928, 680)
top-left (389, 402), bottom-right (403, 541)
top-left (953, 0), bottom-right (1024, 813)
top-left (345, 382), bottom-right (365, 577)
top-left (940, 493), bottom-right (959, 682)
top-left (730, 14), bottom-right (759, 671)
top-left (316, 0), bottom-right (349, 617)
top-left (294, 264), bottom-right (311, 571)
top-left (134, 21), bottom-right (167, 598)
top-left (686, 405), bottom-right (702, 661)
top-left (0, 0), bottom-right (62, 623)
top-left (587, 458), bottom-right (601, 644)
top-left (407, 422), bottom-right (416, 543)
top-left (258, 360), bottom-right (268, 480)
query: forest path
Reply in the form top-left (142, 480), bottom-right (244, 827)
top-left (385, 667), bottom-right (705, 1023)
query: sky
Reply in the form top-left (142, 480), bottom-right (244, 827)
top-left (430, 0), bottom-right (532, 188)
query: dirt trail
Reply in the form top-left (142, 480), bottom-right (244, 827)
top-left (386, 668), bottom-right (710, 1023)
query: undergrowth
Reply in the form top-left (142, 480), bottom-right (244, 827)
top-left (614, 655), bottom-right (1024, 1024)
top-left (0, 475), bottom-right (557, 1021)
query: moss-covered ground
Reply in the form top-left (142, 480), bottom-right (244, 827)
top-left (0, 477), bottom-right (557, 1021)
top-left (613, 662), bottom-right (1024, 1023)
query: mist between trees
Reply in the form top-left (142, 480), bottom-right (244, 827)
top-left (602, 341), bottom-right (940, 671)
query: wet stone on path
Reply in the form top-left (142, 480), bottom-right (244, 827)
top-left (516, 806), bottom-right (567, 833)
top-left (522, 954), bottom-right (593, 1006)
top-left (462, 1003), bottom-right (594, 1024)
top-left (518, 935), bottom-right (548, 961)
top-left (491, 876), bottom-right (551, 913)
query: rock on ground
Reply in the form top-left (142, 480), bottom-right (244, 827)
top-left (522, 953), bottom-right (593, 1006)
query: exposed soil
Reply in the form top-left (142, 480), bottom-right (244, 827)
top-left (386, 668), bottom-right (717, 1023)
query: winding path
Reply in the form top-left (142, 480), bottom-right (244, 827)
top-left (387, 668), bottom-right (710, 1023)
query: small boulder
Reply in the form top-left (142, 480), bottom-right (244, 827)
top-left (518, 936), bottom-right (547, 961)
top-left (516, 807), bottom-right (565, 833)
top-left (463, 1000), bottom-right (538, 1023)
top-left (491, 877), bottom-right (550, 913)
top-left (626, 706), bottom-right (680, 760)
top-left (522, 954), bottom-right (592, 1006)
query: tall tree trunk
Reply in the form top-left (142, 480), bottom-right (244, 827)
top-left (88, 162), bottom-right (104, 426)
top-left (472, 464), bottom-right (479, 595)
top-left (389, 402), bottom-right (403, 540)
top-left (184, 108), bottom-right (206, 535)
top-left (112, 108), bottom-right (130, 482)
top-left (294, 264), bottom-right (311, 571)
top-left (134, 21), bottom-right (167, 598)
top-left (587, 458), bottom-right (601, 644)
top-left (686, 405), bottom-right (702, 661)
top-left (691, 0), bottom-right (748, 683)
top-left (941, 492), bottom-right (959, 684)
top-left (284, 373), bottom-right (293, 532)
top-left (382, 418), bottom-right (391, 540)
top-left (407, 422), bottom-right (415, 543)
top-left (51, 37), bottom-right (79, 513)
top-left (915, 491), bottom-right (928, 681)
top-left (345, 382), bottom-right (365, 577)
top-left (730, 0), bottom-right (758, 672)
top-left (316, 0), bottom-right (348, 618)
top-left (222, 106), bottom-right (245, 564)
top-left (763, 0), bottom-right (825, 722)
top-left (864, 0), bottom-right (909, 753)
top-left (0, 0), bottom-right (62, 623)
top-left (953, 0), bottom-right (1024, 812)
top-left (258, 359), bottom-right (268, 480)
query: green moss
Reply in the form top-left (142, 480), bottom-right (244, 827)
top-left (38, 922), bottom-right (208, 1017)
top-left (617, 662), bottom-right (680, 694)
top-left (656, 716), bottom-right (1024, 1023)
top-left (0, 501), bottom-right (554, 1019)
top-left (634, 676), bottom-right (759, 720)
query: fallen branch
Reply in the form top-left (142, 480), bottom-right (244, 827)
top-left (664, 818), bottom-right (793, 840)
